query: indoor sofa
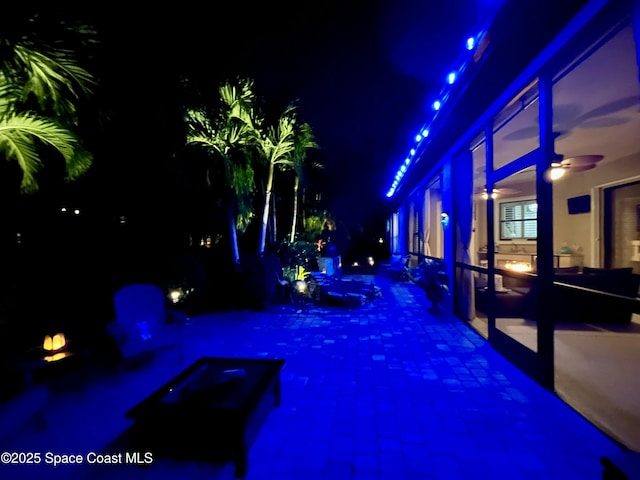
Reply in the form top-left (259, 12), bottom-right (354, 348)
top-left (476, 267), bottom-right (640, 324)
top-left (548, 267), bottom-right (640, 324)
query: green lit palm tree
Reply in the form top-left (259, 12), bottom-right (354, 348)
top-left (255, 104), bottom-right (297, 255)
top-left (287, 122), bottom-right (319, 243)
top-left (0, 19), bottom-right (95, 193)
top-left (184, 78), bottom-right (260, 270)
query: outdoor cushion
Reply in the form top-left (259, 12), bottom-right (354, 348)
top-left (107, 284), bottom-right (180, 362)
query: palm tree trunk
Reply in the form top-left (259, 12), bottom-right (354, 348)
top-left (289, 176), bottom-right (300, 243)
top-left (302, 187), bottom-right (307, 230)
top-left (271, 190), bottom-right (277, 244)
top-left (258, 161), bottom-right (275, 255)
top-left (228, 200), bottom-right (242, 271)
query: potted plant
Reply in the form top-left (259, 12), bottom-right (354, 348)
top-left (406, 257), bottom-right (449, 311)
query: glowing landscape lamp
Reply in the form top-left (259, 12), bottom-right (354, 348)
top-left (43, 333), bottom-right (66, 352)
top-left (43, 333), bottom-right (68, 362)
top-left (168, 288), bottom-right (184, 304)
top-left (293, 280), bottom-right (308, 295)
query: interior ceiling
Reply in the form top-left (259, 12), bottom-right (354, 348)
top-left (474, 24), bottom-right (640, 191)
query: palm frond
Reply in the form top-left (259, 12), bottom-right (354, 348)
top-left (0, 73), bottom-right (23, 116)
top-left (219, 78), bottom-right (258, 128)
top-left (13, 44), bottom-right (95, 122)
top-left (64, 148), bottom-right (93, 181)
top-left (259, 111), bottom-right (296, 165)
top-left (0, 127), bottom-right (42, 192)
top-left (0, 15), bottom-right (97, 193)
top-left (0, 113), bottom-right (91, 192)
top-left (232, 162), bottom-right (257, 233)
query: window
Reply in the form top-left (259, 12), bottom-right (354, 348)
top-left (499, 199), bottom-right (537, 240)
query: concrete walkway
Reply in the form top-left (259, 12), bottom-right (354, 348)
top-left (0, 275), bottom-right (626, 479)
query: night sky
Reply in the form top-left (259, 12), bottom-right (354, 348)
top-left (11, 1), bottom-right (499, 231)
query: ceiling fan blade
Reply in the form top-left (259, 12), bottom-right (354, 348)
top-left (561, 154), bottom-right (604, 167)
top-left (494, 187), bottom-right (520, 195)
top-left (567, 164), bottom-right (596, 172)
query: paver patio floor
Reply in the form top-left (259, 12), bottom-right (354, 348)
top-left (0, 275), bottom-right (626, 479)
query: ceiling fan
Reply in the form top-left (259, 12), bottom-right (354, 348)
top-left (475, 186), bottom-right (520, 199)
top-left (550, 154), bottom-right (604, 180)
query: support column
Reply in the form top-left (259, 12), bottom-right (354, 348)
top-left (536, 73), bottom-right (556, 391)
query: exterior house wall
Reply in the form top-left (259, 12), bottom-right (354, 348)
top-left (386, 0), bottom-right (640, 384)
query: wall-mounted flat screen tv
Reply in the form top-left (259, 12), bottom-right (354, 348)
top-left (567, 194), bottom-right (591, 214)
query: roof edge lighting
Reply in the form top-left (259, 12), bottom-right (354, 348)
top-left (385, 18), bottom-right (497, 199)
top-left (466, 36), bottom-right (476, 50)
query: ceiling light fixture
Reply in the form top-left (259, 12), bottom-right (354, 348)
top-left (481, 188), bottom-right (498, 200)
top-left (549, 154), bottom-right (604, 181)
top-left (550, 162), bottom-right (566, 180)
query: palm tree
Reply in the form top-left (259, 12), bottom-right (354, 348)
top-left (0, 16), bottom-right (96, 193)
top-left (184, 78), bottom-right (260, 270)
top-left (287, 122), bottom-right (319, 243)
top-left (255, 104), bottom-right (297, 255)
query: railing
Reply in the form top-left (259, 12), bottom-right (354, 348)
top-left (407, 251), bottom-right (445, 265)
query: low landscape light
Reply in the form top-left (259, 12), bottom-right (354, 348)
top-left (43, 333), bottom-right (66, 352)
top-left (168, 288), bottom-right (185, 304)
top-left (293, 280), bottom-right (308, 295)
top-left (43, 333), bottom-right (69, 362)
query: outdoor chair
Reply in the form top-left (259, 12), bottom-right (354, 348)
top-left (383, 254), bottom-right (411, 282)
top-left (106, 283), bottom-right (185, 365)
